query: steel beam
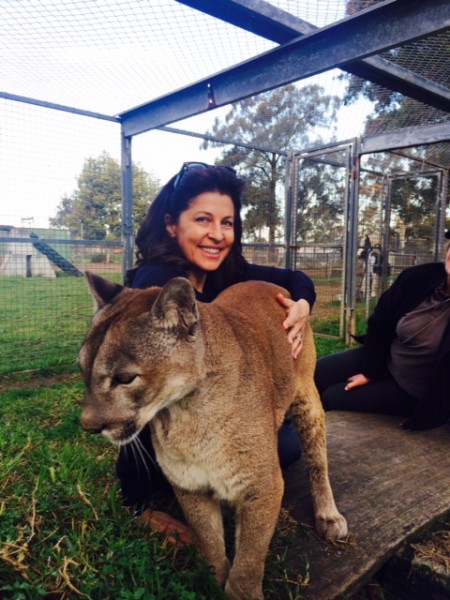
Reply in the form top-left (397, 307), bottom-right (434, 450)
top-left (179, 0), bottom-right (450, 112)
top-left (0, 91), bottom-right (120, 123)
top-left (176, 0), bottom-right (317, 40)
top-left (121, 0), bottom-right (450, 136)
top-left (360, 122), bottom-right (450, 154)
top-left (158, 124), bottom-right (287, 155)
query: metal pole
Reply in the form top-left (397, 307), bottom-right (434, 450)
top-left (121, 131), bottom-right (134, 279)
top-left (343, 140), bottom-right (360, 343)
top-left (381, 176), bottom-right (392, 294)
top-left (285, 153), bottom-right (299, 269)
top-left (434, 169), bottom-right (447, 259)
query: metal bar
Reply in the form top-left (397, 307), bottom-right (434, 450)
top-left (343, 143), bottom-right (359, 342)
top-left (389, 171), bottom-right (443, 181)
top-left (434, 170), bottom-right (447, 259)
top-left (439, 171), bottom-right (449, 254)
top-left (158, 125), bottom-right (287, 155)
top-left (381, 177), bottom-right (393, 294)
top-left (349, 55), bottom-right (450, 112)
top-left (388, 149), bottom-right (449, 171)
top-left (0, 91), bottom-right (120, 123)
top-left (283, 152), bottom-right (296, 269)
top-left (121, 133), bottom-right (134, 277)
top-left (176, 0), bottom-right (317, 41)
top-left (179, 0), bottom-right (450, 112)
top-left (0, 237), bottom-right (121, 246)
top-left (117, 0), bottom-right (450, 136)
top-left (361, 123), bottom-right (450, 154)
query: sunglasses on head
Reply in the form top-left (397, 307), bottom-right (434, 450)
top-left (172, 161), bottom-right (236, 191)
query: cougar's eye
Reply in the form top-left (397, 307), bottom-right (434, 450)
top-left (112, 373), bottom-right (137, 386)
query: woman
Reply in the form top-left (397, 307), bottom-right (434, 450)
top-left (315, 239), bottom-right (450, 431)
top-left (118, 162), bottom-right (316, 540)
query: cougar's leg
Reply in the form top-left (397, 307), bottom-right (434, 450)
top-left (174, 487), bottom-right (230, 586)
top-left (290, 381), bottom-right (348, 541)
top-left (225, 471), bottom-right (284, 600)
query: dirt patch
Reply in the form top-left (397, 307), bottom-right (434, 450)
top-left (0, 371), bottom-right (82, 393)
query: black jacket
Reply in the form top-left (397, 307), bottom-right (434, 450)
top-left (131, 262), bottom-right (317, 307)
top-left (361, 262), bottom-right (450, 427)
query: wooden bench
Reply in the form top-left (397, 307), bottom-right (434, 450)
top-left (280, 411), bottom-right (450, 599)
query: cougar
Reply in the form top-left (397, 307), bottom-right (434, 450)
top-left (80, 273), bottom-right (347, 600)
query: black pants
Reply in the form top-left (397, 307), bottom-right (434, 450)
top-left (314, 346), bottom-right (418, 416)
top-left (117, 419), bottom-right (302, 510)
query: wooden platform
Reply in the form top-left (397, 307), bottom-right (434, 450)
top-left (280, 411), bottom-right (450, 599)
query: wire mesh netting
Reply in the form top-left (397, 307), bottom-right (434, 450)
top-left (0, 239), bottom-right (122, 375)
top-left (0, 99), bottom-right (123, 375)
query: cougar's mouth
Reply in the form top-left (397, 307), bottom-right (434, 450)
top-left (103, 420), bottom-right (140, 446)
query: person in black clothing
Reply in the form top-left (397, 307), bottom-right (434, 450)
top-left (315, 240), bottom-right (450, 431)
top-left (118, 162), bottom-right (317, 538)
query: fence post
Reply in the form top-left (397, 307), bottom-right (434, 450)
top-left (121, 131), bottom-right (134, 279)
top-left (435, 169), bottom-right (448, 259)
top-left (284, 152), bottom-right (297, 269)
top-left (343, 139), bottom-right (360, 343)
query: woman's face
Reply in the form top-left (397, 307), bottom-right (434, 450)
top-left (166, 191), bottom-right (235, 272)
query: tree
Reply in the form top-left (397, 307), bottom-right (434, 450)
top-left (50, 152), bottom-right (160, 240)
top-left (297, 158), bottom-right (346, 243)
top-left (202, 84), bottom-right (341, 243)
top-left (390, 175), bottom-right (439, 245)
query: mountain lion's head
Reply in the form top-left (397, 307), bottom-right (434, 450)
top-left (79, 272), bottom-right (205, 445)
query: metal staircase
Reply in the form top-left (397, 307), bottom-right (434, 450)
top-left (30, 233), bottom-right (83, 277)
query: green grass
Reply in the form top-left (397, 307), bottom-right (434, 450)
top-left (0, 381), bottom-right (226, 600)
top-left (0, 274), bottom-right (121, 375)
top-left (0, 274), bottom-right (352, 377)
top-left (0, 377), bottom-right (326, 599)
top-left (315, 336), bottom-right (349, 357)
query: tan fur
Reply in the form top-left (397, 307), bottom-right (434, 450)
top-left (80, 274), bottom-right (347, 600)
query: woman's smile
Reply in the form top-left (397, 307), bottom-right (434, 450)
top-left (200, 246), bottom-right (221, 254)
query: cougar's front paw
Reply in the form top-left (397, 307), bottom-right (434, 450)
top-left (315, 512), bottom-right (348, 541)
top-left (225, 576), bottom-right (263, 600)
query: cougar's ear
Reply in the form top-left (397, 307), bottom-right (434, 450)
top-left (85, 271), bottom-right (124, 310)
top-left (151, 277), bottom-right (199, 336)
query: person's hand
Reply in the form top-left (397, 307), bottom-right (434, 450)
top-left (344, 373), bottom-right (370, 391)
top-left (138, 509), bottom-right (194, 546)
top-left (276, 295), bottom-right (311, 359)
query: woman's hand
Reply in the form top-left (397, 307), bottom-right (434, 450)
top-left (344, 373), bottom-right (370, 391)
top-left (276, 294), bottom-right (311, 359)
top-left (139, 509), bottom-right (194, 546)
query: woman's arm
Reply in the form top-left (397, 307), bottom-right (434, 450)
top-left (246, 264), bottom-right (316, 307)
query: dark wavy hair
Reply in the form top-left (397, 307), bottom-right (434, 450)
top-left (126, 165), bottom-right (249, 289)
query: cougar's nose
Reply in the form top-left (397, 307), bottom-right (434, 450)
top-left (81, 407), bottom-right (104, 434)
